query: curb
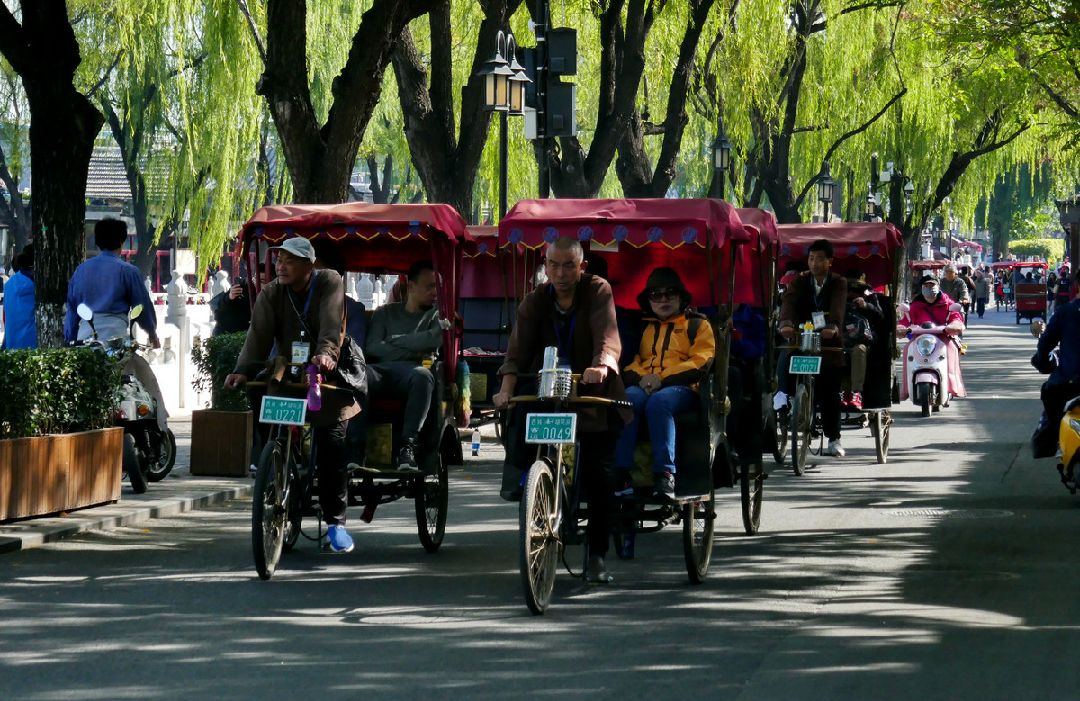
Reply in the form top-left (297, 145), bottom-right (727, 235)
top-left (0, 481), bottom-right (252, 555)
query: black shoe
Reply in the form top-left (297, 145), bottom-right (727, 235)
top-left (654, 471), bottom-right (676, 501)
top-left (585, 555), bottom-right (614, 584)
top-left (396, 440), bottom-right (419, 472)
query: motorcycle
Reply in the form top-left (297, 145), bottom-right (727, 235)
top-left (898, 302), bottom-right (965, 418)
top-left (75, 303), bottom-right (176, 493)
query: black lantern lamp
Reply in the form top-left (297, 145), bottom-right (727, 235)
top-left (480, 31), bottom-right (514, 111)
top-left (817, 161), bottom-right (835, 220)
top-left (505, 34), bottom-right (530, 115)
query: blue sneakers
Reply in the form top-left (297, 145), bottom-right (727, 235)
top-left (327, 524), bottom-right (355, 553)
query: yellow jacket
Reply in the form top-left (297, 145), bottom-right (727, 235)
top-left (623, 312), bottom-right (715, 387)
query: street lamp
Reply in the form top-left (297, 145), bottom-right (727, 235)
top-left (864, 186), bottom-right (878, 222)
top-left (477, 31), bottom-right (531, 220)
top-left (817, 161), bottom-right (835, 221)
top-left (711, 115), bottom-right (732, 200)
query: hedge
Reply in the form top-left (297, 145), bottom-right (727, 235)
top-left (191, 332), bottom-right (250, 412)
top-left (1008, 238), bottom-right (1064, 262)
top-left (0, 348), bottom-right (122, 440)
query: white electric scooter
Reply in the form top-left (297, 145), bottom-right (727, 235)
top-left (898, 302), bottom-right (964, 418)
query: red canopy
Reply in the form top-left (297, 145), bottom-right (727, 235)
top-left (734, 208), bottom-right (779, 308)
top-left (497, 198), bottom-right (751, 308)
top-left (909, 259), bottom-right (947, 271)
top-left (777, 222), bottom-right (904, 289)
top-left (238, 202), bottom-right (466, 378)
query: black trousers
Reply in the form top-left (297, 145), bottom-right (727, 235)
top-left (367, 361), bottom-right (434, 442)
top-left (1033, 380), bottom-right (1080, 457)
top-left (313, 421), bottom-right (349, 526)
top-left (577, 429), bottom-right (618, 558)
top-left (784, 364), bottom-right (842, 441)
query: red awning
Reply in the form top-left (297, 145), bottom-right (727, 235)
top-left (241, 202), bottom-right (467, 243)
top-left (498, 198), bottom-right (750, 249)
top-left (777, 222), bottom-right (904, 288)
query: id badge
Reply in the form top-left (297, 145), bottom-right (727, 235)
top-left (811, 311), bottom-right (826, 330)
top-left (291, 341), bottom-right (310, 365)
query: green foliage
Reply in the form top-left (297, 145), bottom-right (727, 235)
top-left (191, 332), bottom-right (250, 411)
top-left (1008, 238), bottom-right (1064, 262)
top-left (0, 348), bottom-right (122, 440)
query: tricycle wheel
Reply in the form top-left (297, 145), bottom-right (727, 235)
top-left (790, 382), bottom-right (812, 475)
top-left (252, 438), bottom-right (288, 580)
top-left (740, 461), bottom-right (764, 535)
top-left (519, 458), bottom-right (559, 615)
top-left (415, 456), bottom-right (448, 553)
top-left (683, 488), bottom-right (715, 583)
top-left (766, 401), bottom-right (788, 465)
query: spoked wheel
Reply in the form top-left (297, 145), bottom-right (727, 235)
top-left (682, 488), bottom-right (715, 583)
top-left (790, 382), bottom-right (812, 476)
top-left (252, 438), bottom-right (289, 580)
top-left (416, 456), bottom-right (449, 553)
top-left (740, 462), bottom-right (764, 535)
top-left (519, 458), bottom-right (559, 615)
top-left (766, 399), bottom-right (788, 465)
top-left (871, 411), bottom-right (891, 464)
top-left (123, 433), bottom-right (148, 494)
top-left (146, 428), bottom-right (177, 482)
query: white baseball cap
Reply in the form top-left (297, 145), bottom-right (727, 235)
top-left (270, 237), bottom-right (316, 262)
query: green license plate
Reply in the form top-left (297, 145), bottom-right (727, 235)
top-left (525, 413), bottom-right (577, 445)
top-left (789, 355), bottom-right (822, 375)
top-left (259, 396), bottom-right (308, 426)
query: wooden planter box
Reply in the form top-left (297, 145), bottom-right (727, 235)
top-left (0, 427), bottom-right (123, 522)
top-left (189, 409), bottom-right (253, 477)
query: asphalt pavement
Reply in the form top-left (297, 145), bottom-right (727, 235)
top-left (2, 304), bottom-right (1078, 701)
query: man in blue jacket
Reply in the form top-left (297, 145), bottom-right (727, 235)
top-left (1032, 269), bottom-right (1080, 457)
top-left (65, 219), bottom-right (159, 346)
top-left (1, 251), bottom-right (36, 350)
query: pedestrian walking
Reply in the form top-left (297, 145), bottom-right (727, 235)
top-left (974, 271), bottom-right (990, 319)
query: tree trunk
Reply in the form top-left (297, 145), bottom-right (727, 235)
top-left (258, 0), bottom-right (434, 204)
top-left (0, 3), bottom-right (104, 347)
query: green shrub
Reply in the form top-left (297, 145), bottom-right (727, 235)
top-left (1008, 238), bottom-right (1064, 262)
top-left (191, 332), bottom-right (250, 411)
top-left (0, 348), bottom-right (122, 440)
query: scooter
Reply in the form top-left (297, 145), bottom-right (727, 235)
top-left (75, 303), bottom-right (176, 493)
top-left (898, 302), bottom-right (964, 418)
top-left (1056, 397), bottom-right (1080, 494)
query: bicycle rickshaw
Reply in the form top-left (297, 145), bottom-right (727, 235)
top-left (1013, 261), bottom-right (1049, 324)
top-left (237, 203), bottom-right (466, 579)
top-left (774, 222), bottom-right (903, 469)
top-left (496, 198), bottom-right (754, 613)
top-left (991, 261), bottom-right (1016, 310)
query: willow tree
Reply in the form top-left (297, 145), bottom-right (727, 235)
top-left (237, 0), bottom-right (438, 204)
top-left (0, 1), bottom-right (104, 346)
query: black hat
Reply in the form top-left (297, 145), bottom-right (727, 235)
top-left (920, 274), bottom-right (938, 286)
top-left (637, 266), bottom-right (692, 313)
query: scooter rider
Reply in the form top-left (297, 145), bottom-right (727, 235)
top-left (899, 275), bottom-right (966, 401)
top-left (1031, 269), bottom-right (1080, 458)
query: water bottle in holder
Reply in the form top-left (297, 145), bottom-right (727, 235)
top-left (305, 365), bottom-right (322, 412)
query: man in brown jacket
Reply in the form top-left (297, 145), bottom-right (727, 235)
top-left (224, 237), bottom-right (360, 553)
top-left (777, 238), bottom-right (848, 457)
top-left (494, 236), bottom-right (628, 583)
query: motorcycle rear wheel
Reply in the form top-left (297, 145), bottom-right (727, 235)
top-left (146, 428), bottom-right (177, 482)
top-left (123, 433), bottom-right (148, 494)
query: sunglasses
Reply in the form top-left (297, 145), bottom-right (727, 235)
top-left (648, 287), bottom-right (680, 302)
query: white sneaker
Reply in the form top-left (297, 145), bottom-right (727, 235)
top-left (825, 440), bottom-right (845, 457)
top-left (773, 391), bottom-right (789, 412)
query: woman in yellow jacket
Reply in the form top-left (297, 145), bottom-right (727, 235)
top-left (616, 267), bottom-right (715, 500)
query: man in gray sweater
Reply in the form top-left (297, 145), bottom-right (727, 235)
top-left (365, 260), bottom-right (450, 469)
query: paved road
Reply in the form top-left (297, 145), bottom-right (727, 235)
top-left (3, 305), bottom-right (1078, 701)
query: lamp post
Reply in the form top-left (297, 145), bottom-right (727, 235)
top-left (864, 186), bottom-right (878, 222)
top-left (478, 31), bottom-right (531, 220)
top-left (817, 161), bottom-right (836, 222)
top-left (711, 115), bottom-right (732, 200)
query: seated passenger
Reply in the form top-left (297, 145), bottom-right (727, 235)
top-left (364, 260), bottom-right (450, 470)
top-left (615, 268), bottom-right (715, 501)
top-left (841, 268), bottom-right (883, 410)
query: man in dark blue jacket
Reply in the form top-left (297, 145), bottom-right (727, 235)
top-left (1032, 271), bottom-right (1080, 457)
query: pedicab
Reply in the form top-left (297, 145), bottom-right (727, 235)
top-left (497, 198), bottom-right (752, 613)
top-left (775, 222), bottom-right (904, 466)
top-left (1013, 261), bottom-right (1049, 324)
top-left (237, 203), bottom-right (465, 579)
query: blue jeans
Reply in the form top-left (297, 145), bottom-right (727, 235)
top-left (615, 385), bottom-right (698, 474)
